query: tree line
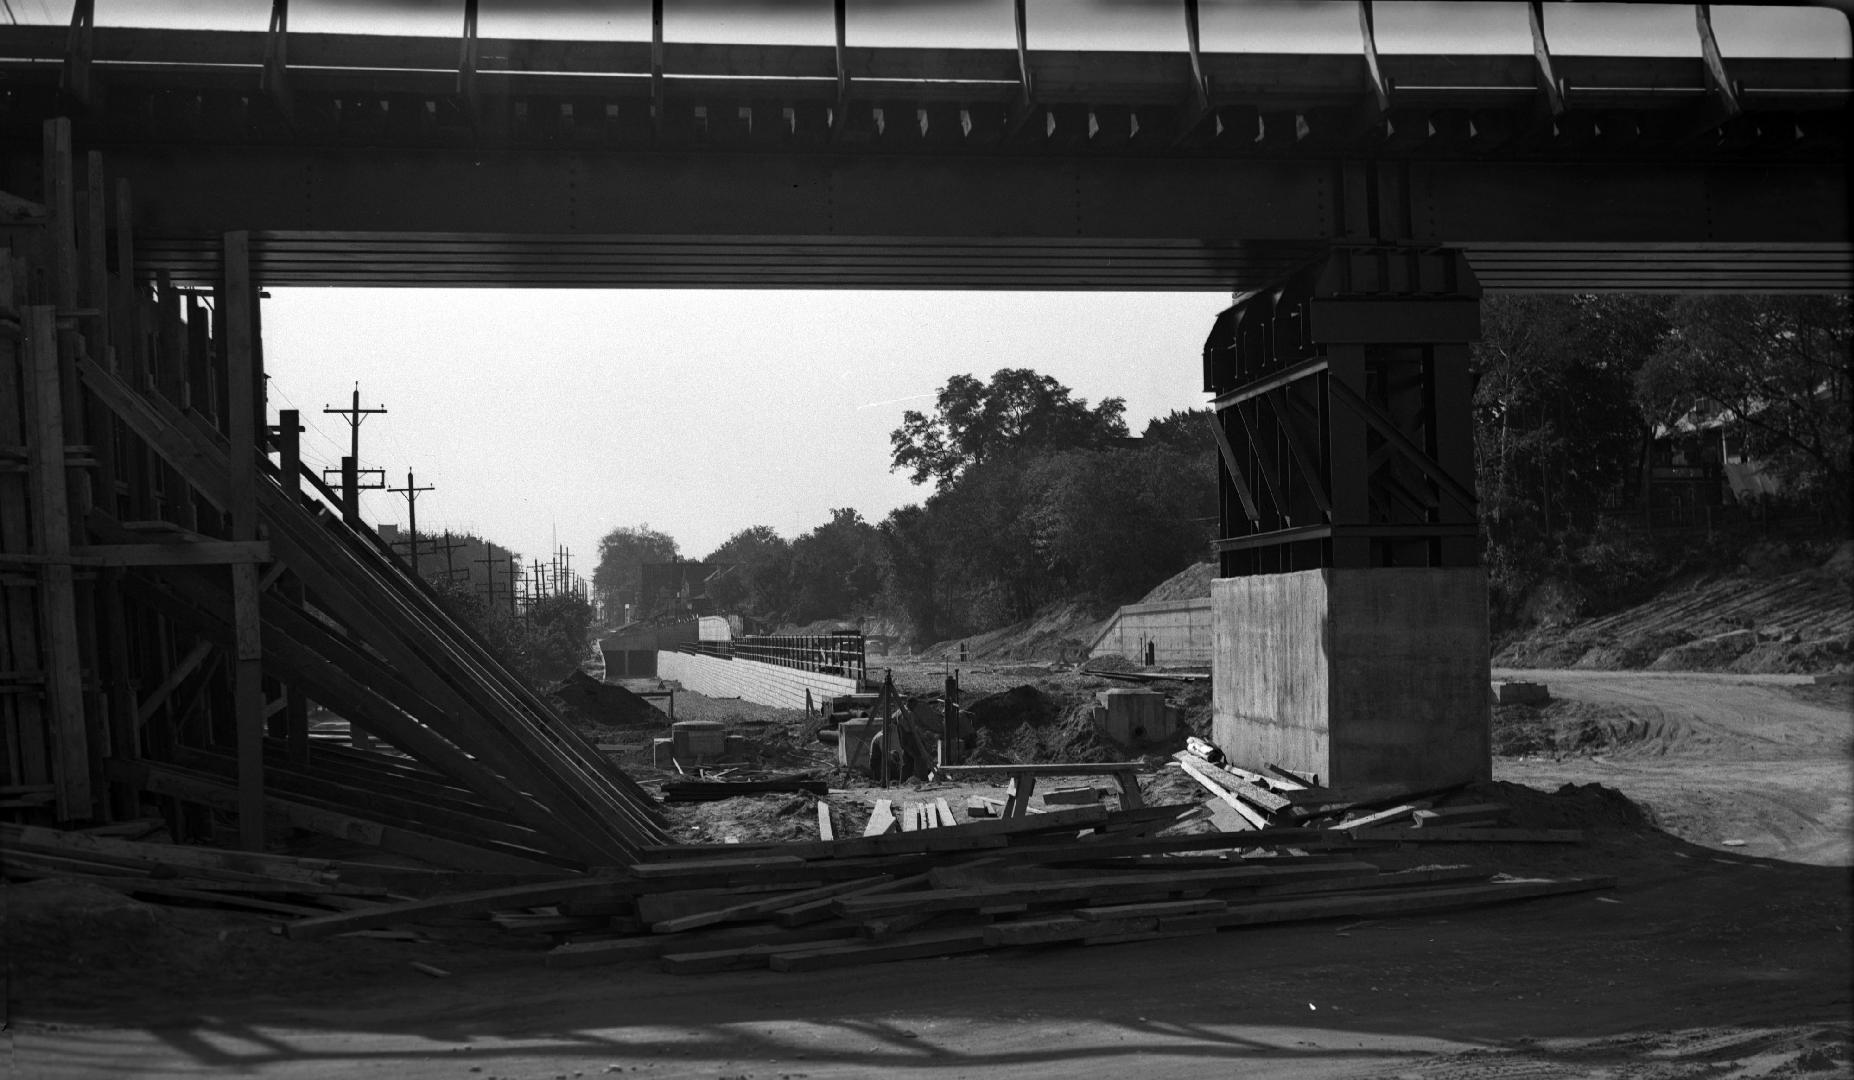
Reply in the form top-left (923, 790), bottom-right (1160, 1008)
top-left (587, 295), bottom-right (1846, 645)
top-left (594, 368), bottom-right (1218, 642)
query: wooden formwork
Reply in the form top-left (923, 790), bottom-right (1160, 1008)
top-left (1, 120), bottom-right (666, 868)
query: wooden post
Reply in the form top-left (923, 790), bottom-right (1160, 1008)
top-left (340, 455), bottom-right (359, 525)
top-left (943, 672), bottom-right (959, 766)
top-left (25, 306), bottom-right (93, 819)
top-left (223, 232), bottom-right (267, 851)
top-left (879, 669), bottom-right (893, 787)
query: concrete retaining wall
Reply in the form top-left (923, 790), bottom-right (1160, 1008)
top-left (1211, 569), bottom-right (1491, 789)
top-left (1090, 598), bottom-right (1215, 665)
top-left (656, 651), bottom-right (859, 711)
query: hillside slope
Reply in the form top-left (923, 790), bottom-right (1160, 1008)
top-left (1496, 541), bottom-right (1854, 674)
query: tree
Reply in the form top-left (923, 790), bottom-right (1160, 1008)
top-left (890, 368), bottom-right (1128, 487)
top-left (1472, 295), bottom-right (1659, 536)
top-left (1025, 446), bottom-right (1216, 602)
top-left (788, 508), bottom-right (884, 623)
top-left (1637, 295), bottom-right (1850, 516)
top-left (1140, 408), bottom-right (1218, 457)
top-left (592, 525), bottom-right (679, 621)
top-left (703, 525), bottom-right (792, 618)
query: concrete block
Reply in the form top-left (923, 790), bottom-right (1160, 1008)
top-left (1492, 680), bottom-right (1551, 706)
top-left (1211, 568), bottom-right (1491, 791)
top-left (1041, 786), bottom-right (1105, 806)
top-left (836, 719), bottom-right (877, 774)
top-left (1093, 689), bottom-right (1176, 745)
top-left (651, 738), bottom-right (674, 769)
top-left (671, 720), bottom-right (726, 762)
top-left (724, 734), bottom-right (750, 758)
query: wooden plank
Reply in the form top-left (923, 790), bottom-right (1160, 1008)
top-left (23, 306), bottom-right (90, 819)
top-left (1162, 876), bottom-right (1615, 932)
top-left (777, 872), bottom-right (930, 927)
top-left (636, 884), bottom-right (794, 924)
top-left (1266, 763), bottom-right (1317, 789)
top-left (549, 923), bottom-right (856, 969)
top-left (1178, 758), bottom-right (1270, 829)
top-left (0, 541), bottom-right (273, 567)
top-left (935, 762), bottom-right (1152, 778)
top-left (986, 915), bottom-right (1157, 947)
top-left (114, 759), bottom-right (574, 875)
top-left (898, 801), bottom-right (920, 832)
top-left (933, 797), bottom-right (956, 828)
top-left (282, 875), bottom-right (619, 940)
top-left (78, 354), bottom-right (661, 858)
top-left (0, 287), bottom-right (51, 796)
top-left (223, 231), bottom-right (264, 852)
top-left (629, 855), bottom-right (810, 879)
top-left (764, 927), bottom-right (990, 972)
top-left (651, 874), bottom-right (891, 934)
top-left (1412, 803), bottom-right (1511, 827)
top-left (1334, 801), bottom-right (1433, 830)
top-left (1001, 773), bottom-right (1034, 819)
top-left (1347, 827), bottom-right (1584, 844)
top-left (0, 822), bottom-right (334, 883)
top-left (836, 860), bottom-right (1380, 920)
top-left (1075, 898), bottom-right (1226, 921)
top-left (816, 799), bottom-right (833, 841)
top-left (1173, 754), bottom-right (1293, 814)
top-left (862, 798), bottom-right (895, 837)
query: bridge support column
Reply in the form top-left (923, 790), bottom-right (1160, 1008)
top-left (1203, 248), bottom-right (1490, 790)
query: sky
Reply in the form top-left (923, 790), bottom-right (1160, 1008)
top-left (260, 289), bottom-right (1231, 570)
top-left (10, 1), bottom-right (1845, 582)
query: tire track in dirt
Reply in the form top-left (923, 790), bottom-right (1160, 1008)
top-left (1493, 669), bottom-right (1852, 866)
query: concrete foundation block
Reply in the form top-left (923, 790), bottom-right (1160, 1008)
top-left (651, 738), bottom-right (675, 768)
top-left (1092, 689), bottom-right (1177, 745)
top-left (1210, 568), bottom-right (1492, 790)
top-left (1492, 680), bottom-right (1551, 706)
top-left (836, 719), bottom-right (877, 774)
top-left (671, 720), bottom-right (726, 762)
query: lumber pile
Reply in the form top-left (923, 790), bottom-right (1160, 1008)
top-left (1170, 742), bottom-right (1582, 845)
top-left (0, 822), bottom-right (574, 918)
top-left (251, 799), bottom-right (1610, 973)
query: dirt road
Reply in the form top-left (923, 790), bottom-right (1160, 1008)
top-left (1492, 669), bottom-right (1852, 866)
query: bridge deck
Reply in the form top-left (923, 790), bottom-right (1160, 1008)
top-left (1, 24), bottom-right (1847, 291)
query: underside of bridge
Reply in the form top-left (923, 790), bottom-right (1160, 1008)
top-left (0, 8), bottom-right (1848, 839)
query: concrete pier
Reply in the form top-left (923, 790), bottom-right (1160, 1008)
top-left (1210, 569), bottom-right (1492, 789)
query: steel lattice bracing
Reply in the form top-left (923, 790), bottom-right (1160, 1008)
top-left (1205, 248), bottom-right (1483, 575)
top-left (0, 14), bottom-right (1848, 292)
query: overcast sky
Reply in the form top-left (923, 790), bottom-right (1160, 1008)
top-left (12, 2), bottom-right (1842, 580)
top-left (260, 289), bottom-right (1230, 566)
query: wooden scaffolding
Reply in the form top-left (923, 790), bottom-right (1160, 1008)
top-left (1, 120), bottom-right (666, 869)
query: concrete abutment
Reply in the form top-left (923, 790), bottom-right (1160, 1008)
top-left (1205, 245), bottom-right (1492, 789)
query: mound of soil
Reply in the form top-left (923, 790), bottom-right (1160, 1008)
top-left (1491, 700), bottom-right (1664, 759)
top-left (550, 670), bottom-right (663, 726)
top-left (665, 792), bottom-right (828, 844)
top-left (1730, 632), bottom-right (1854, 674)
top-left (961, 683), bottom-right (1123, 765)
top-left (1648, 629), bottom-right (1760, 671)
top-left (1135, 561), bottom-right (1216, 604)
top-left (1459, 779), bottom-right (1657, 831)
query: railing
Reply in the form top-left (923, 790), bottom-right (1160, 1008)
top-left (676, 633), bottom-right (867, 682)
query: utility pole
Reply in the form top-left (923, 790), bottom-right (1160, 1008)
top-left (429, 530), bottom-right (469, 584)
top-left (386, 469), bottom-right (434, 574)
top-left (475, 542), bottom-right (500, 609)
top-left (322, 383), bottom-right (387, 523)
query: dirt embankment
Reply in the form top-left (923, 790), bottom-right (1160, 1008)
top-left (1497, 540), bottom-right (1854, 674)
top-left (1493, 668), bottom-right (1853, 866)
